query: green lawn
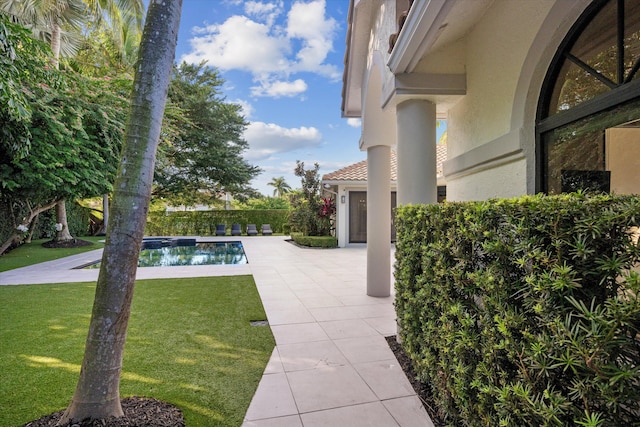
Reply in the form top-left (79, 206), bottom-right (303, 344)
top-left (0, 237), bottom-right (106, 272)
top-left (0, 276), bottom-right (275, 426)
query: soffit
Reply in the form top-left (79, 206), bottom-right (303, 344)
top-left (389, 0), bottom-right (495, 74)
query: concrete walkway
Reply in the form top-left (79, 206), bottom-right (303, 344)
top-left (0, 236), bottom-right (433, 426)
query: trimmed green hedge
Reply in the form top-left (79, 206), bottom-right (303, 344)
top-left (395, 194), bottom-right (640, 426)
top-left (145, 210), bottom-right (290, 236)
top-left (291, 234), bottom-right (337, 248)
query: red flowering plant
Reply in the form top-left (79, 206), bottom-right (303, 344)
top-left (318, 196), bottom-right (336, 236)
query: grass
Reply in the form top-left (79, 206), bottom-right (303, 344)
top-left (0, 276), bottom-right (275, 426)
top-left (0, 237), bottom-right (106, 272)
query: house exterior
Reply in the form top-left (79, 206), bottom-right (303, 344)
top-left (342, 0), bottom-right (640, 296)
top-left (322, 147), bottom-right (447, 247)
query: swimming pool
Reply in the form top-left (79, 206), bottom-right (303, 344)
top-left (81, 240), bottom-right (247, 268)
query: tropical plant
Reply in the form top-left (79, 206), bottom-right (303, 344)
top-left (268, 176), bottom-right (292, 197)
top-left (289, 161), bottom-right (333, 236)
top-left (318, 196), bottom-right (336, 235)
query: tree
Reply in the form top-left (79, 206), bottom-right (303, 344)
top-left (0, 0), bottom-right (143, 242)
top-left (289, 161), bottom-right (332, 236)
top-left (268, 176), bottom-right (292, 198)
top-left (237, 196), bottom-right (291, 210)
top-left (0, 15), bottom-right (131, 255)
top-left (58, 0), bottom-right (182, 422)
top-left (153, 61), bottom-right (260, 206)
top-left (0, 13), bottom-right (58, 161)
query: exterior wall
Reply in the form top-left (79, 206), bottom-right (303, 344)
top-left (446, 159), bottom-right (527, 201)
top-left (355, 0), bottom-right (596, 204)
top-left (334, 184), bottom-right (399, 247)
top-left (442, 0), bottom-right (588, 201)
top-left (448, 1), bottom-right (553, 156)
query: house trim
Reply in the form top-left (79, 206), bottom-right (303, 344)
top-left (442, 128), bottom-right (525, 180)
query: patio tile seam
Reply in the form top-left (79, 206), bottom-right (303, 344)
top-left (291, 398), bottom-right (397, 418)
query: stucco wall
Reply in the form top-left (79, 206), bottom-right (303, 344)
top-left (448, 0), bottom-right (554, 156)
top-left (442, 0), bottom-right (556, 201)
top-left (447, 158), bottom-right (527, 201)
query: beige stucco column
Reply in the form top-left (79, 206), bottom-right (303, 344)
top-left (367, 144), bottom-right (391, 297)
top-left (396, 100), bottom-right (438, 205)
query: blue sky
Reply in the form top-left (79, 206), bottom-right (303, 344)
top-left (174, 0), bottom-right (364, 196)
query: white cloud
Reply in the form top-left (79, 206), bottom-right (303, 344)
top-left (243, 121), bottom-right (322, 161)
top-left (287, 0), bottom-right (340, 78)
top-left (244, 1), bottom-right (283, 26)
top-left (182, 16), bottom-right (290, 74)
top-left (346, 118), bottom-right (361, 128)
top-left (233, 99), bottom-right (254, 119)
top-left (181, 0), bottom-right (340, 98)
top-left (251, 78), bottom-right (307, 98)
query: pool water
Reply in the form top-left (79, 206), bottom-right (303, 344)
top-left (83, 241), bottom-right (247, 268)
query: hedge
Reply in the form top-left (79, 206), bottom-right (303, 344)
top-left (394, 193), bottom-right (640, 426)
top-left (290, 233), bottom-right (337, 248)
top-left (145, 209), bottom-right (291, 236)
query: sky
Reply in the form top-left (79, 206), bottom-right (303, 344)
top-left (174, 0), bottom-right (364, 196)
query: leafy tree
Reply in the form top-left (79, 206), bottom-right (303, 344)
top-left (0, 15), bottom-right (131, 255)
top-left (0, 13), bottom-right (58, 160)
top-left (289, 161), bottom-right (333, 236)
top-left (268, 176), bottom-right (292, 197)
top-left (59, 0), bottom-right (182, 422)
top-left (237, 196), bottom-right (291, 210)
top-left (0, 0), bottom-right (143, 242)
top-left (153, 61), bottom-right (260, 206)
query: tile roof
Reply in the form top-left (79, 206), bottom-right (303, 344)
top-left (322, 145), bottom-right (447, 182)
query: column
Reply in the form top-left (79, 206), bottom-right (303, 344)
top-left (396, 100), bottom-right (437, 206)
top-left (367, 145), bottom-right (391, 297)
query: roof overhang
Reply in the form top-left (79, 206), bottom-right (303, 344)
top-left (342, 0), bottom-right (383, 118)
top-left (388, 0), bottom-right (495, 74)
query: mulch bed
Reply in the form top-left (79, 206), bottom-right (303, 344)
top-left (42, 239), bottom-right (94, 249)
top-left (22, 397), bottom-right (184, 427)
top-left (386, 335), bottom-right (446, 427)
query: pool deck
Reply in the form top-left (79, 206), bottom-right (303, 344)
top-left (0, 236), bottom-right (434, 427)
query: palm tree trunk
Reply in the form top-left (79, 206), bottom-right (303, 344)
top-left (58, 0), bottom-right (182, 423)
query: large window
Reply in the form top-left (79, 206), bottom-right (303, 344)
top-left (537, 0), bottom-right (640, 194)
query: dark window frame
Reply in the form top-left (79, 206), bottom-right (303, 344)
top-left (535, 0), bottom-right (640, 193)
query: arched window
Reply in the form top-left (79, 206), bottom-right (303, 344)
top-left (537, 0), bottom-right (640, 194)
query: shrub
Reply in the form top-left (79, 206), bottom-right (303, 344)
top-left (394, 193), bottom-right (640, 426)
top-left (145, 210), bottom-right (290, 236)
top-left (291, 233), bottom-right (337, 248)
top-left (288, 161), bottom-right (335, 236)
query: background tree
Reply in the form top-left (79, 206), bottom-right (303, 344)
top-left (58, 0), bottom-right (182, 422)
top-left (0, 13), bottom-right (131, 255)
top-left (237, 196), bottom-right (291, 210)
top-left (0, 0), bottom-right (143, 243)
top-left (289, 161), bottom-right (329, 236)
top-left (268, 176), bottom-right (291, 198)
top-left (153, 61), bottom-right (260, 206)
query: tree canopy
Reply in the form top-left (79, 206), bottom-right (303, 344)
top-left (268, 176), bottom-right (292, 198)
top-left (0, 12), bottom-right (131, 254)
top-left (154, 61), bottom-right (260, 206)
